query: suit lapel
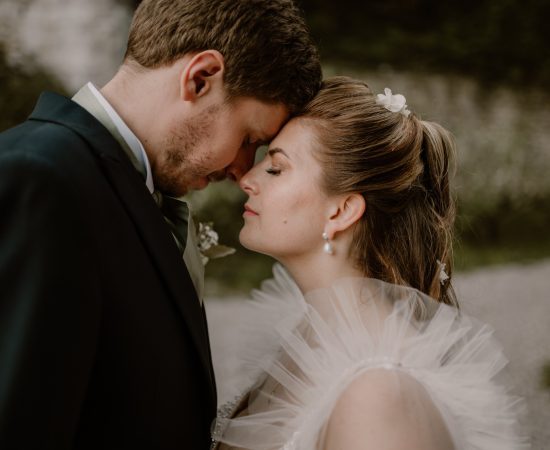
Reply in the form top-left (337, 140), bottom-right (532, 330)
top-left (29, 92), bottom-right (217, 404)
top-left (98, 155), bottom-right (217, 395)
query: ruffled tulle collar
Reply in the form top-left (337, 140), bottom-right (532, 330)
top-left (211, 264), bottom-right (528, 450)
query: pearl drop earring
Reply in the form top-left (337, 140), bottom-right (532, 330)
top-left (322, 232), bottom-right (334, 255)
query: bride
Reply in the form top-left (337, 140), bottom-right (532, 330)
top-left (210, 77), bottom-right (527, 449)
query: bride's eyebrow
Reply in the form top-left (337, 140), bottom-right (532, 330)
top-left (267, 148), bottom-right (290, 159)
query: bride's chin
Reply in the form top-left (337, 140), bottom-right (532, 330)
top-left (239, 232), bottom-right (269, 256)
top-left (238, 230), bottom-right (254, 250)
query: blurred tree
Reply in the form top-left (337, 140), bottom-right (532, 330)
top-left (108, 1), bottom-right (550, 291)
top-left (301, 0), bottom-right (550, 87)
top-left (0, 43), bottom-right (67, 132)
top-left (122, 0), bottom-right (550, 88)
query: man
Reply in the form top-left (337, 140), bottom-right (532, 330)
top-left (0, 0), bottom-right (321, 448)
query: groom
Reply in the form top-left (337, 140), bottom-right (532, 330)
top-left (0, 0), bottom-right (321, 448)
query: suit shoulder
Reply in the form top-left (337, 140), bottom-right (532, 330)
top-left (0, 149), bottom-right (74, 193)
top-left (0, 119), bottom-right (89, 161)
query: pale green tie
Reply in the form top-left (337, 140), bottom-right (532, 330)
top-left (155, 192), bottom-right (205, 302)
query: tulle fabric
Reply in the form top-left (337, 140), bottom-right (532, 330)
top-left (212, 264), bottom-right (528, 449)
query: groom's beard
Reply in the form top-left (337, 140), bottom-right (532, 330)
top-left (153, 104), bottom-right (221, 197)
top-left (207, 169), bottom-right (228, 183)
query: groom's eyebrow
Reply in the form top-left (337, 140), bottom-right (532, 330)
top-left (268, 148), bottom-right (290, 159)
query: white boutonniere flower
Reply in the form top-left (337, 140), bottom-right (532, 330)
top-left (376, 88), bottom-right (411, 117)
top-left (197, 222), bottom-right (235, 266)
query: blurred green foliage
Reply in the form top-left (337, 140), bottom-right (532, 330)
top-left (125, 0), bottom-right (550, 88)
top-left (298, 0), bottom-right (550, 88)
top-left (193, 67), bottom-right (550, 294)
top-left (542, 362), bottom-right (550, 390)
top-left (0, 43), bottom-right (66, 131)
top-left (2, 1), bottom-right (549, 294)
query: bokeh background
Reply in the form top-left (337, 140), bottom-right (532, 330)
top-left (1, 0), bottom-right (549, 290)
top-left (1, 0), bottom-right (549, 446)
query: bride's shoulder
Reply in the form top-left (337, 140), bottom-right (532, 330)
top-left (324, 368), bottom-right (454, 450)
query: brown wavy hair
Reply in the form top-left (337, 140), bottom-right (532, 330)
top-left (301, 77), bottom-right (457, 306)
top-left (125, 0), bottom-right (322, 113)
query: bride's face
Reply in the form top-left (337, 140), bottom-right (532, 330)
top-left (239, 118), bottom-right (330, 259)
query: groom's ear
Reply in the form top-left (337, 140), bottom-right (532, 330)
top-left (180, 50), bottom-right (225, 101)
top-left (326, 193), bottom-right (366, 238)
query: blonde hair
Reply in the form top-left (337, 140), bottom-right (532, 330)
top-left (125, 0), bottom-right (321, 113)
top-left (301, 77), bottom-right (457, 306)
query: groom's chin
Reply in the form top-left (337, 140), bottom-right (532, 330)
top-left (188, 177), bottom-right (210, 191)
top-left (152, 170), bottom-right (188, 198)
top-left (207, 170), bottom-right (228, 183)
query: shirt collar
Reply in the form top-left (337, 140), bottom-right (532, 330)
top-left (86, 82), bottom-right (155, 194)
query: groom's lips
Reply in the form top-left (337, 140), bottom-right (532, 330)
top-left (243, 204), bottom-right (259, 216)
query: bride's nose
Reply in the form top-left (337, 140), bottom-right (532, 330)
top-left (239, 169), bottom-right (258, 195)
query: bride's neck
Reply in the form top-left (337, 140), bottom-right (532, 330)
top-left (280, 251), bottom-right (364, 295)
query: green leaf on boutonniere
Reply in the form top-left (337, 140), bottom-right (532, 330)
top-left (196, 221), bottom-right (235, 265)
top-left (203, 244), bottom-right (236, 259)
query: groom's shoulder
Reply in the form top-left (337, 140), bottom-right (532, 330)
top-left (0, 121), bottom-right (90, 176)
top-left (0, 92), bottom-right (101, 169)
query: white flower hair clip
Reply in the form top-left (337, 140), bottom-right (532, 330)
top-left (376, 88), bottom-right (411, 117)
top-left (436, 259), bottom-right (450, 285)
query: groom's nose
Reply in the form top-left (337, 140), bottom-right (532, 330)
top-left (225, 143), bottom-right (258, 182)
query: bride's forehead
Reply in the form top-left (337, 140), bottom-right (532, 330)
top-left (271, 120), bottom-right (318, 155)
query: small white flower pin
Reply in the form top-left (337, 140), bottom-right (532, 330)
top-left (376, 88), bottom-right (411, 117)
top-left (436, 259), bottom-right (450, 285)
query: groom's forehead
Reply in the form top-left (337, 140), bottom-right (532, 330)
top-left (238, 100), bottom-right (289, 137)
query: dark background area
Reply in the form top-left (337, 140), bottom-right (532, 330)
top-left (300, 0), bottom-right (550, 88)
top-left (120, 0), bottom-right (550, 89)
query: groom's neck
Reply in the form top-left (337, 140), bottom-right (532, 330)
top-left (101, 64), bottom-right (166, 133)
top-left (99, 60), bottom-right (184, 167)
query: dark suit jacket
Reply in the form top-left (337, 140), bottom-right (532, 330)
top-left (0, 92), bottom-right (217, 449)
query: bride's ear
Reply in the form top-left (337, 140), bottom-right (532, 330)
top-left (180, 50), bottom-right (225, 101)
top-left (325, 193), bottom-right (365, 238)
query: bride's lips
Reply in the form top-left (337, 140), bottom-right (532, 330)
top-left (243, 204), bottom-right (259, 216)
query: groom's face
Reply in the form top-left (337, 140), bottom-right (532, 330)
top-left (153, 97), bottom-right (288, 197)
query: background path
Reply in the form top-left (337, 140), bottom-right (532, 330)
top-left (206, 259), bottom-right (550, 449)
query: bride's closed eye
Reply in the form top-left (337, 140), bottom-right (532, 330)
top-left (266, 167), bottom-right (281, 176)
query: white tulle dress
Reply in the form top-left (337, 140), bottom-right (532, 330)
top-left (210, 265), bottom-right (528, 450)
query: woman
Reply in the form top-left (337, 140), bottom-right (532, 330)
top-left (210, 77), bottom-right (527, 449)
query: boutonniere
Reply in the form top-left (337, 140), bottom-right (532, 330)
top-left (196, 221), bottom-right (235, 266)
